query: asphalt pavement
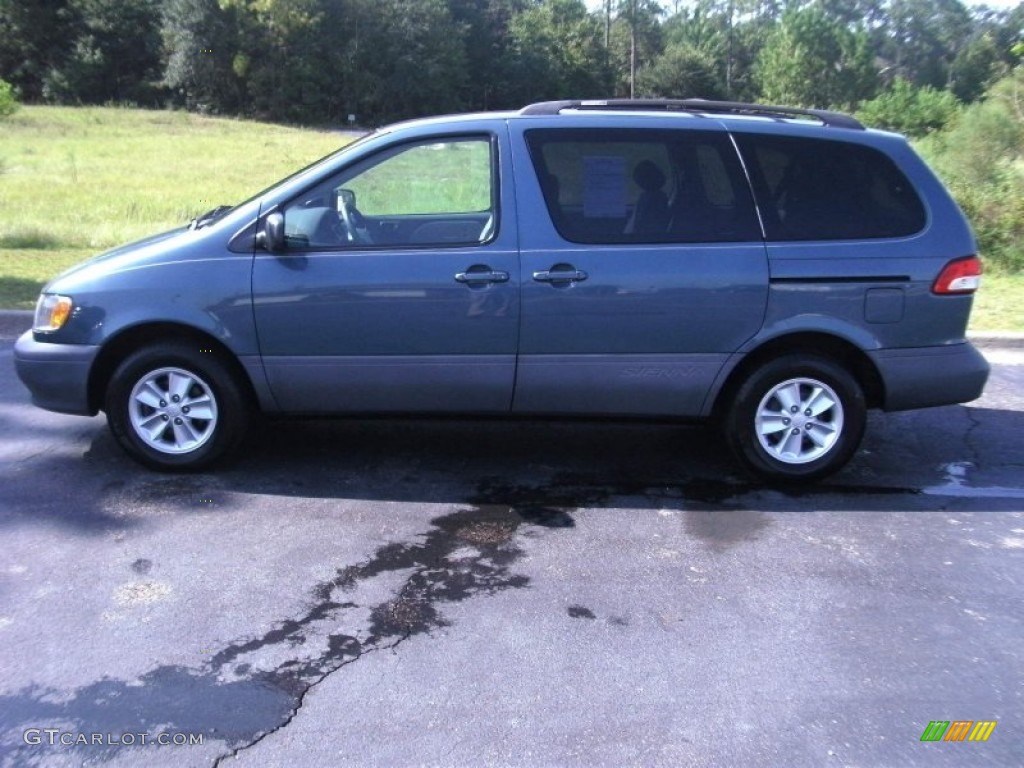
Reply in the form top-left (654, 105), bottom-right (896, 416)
top-left (1, 311), bottom-right (1022, 768)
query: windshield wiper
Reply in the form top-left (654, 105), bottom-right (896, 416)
top-left (189, 205), bottom-right (233, 230)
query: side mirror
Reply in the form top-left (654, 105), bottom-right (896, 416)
top-left (256, 211), bottom-right (285, 252)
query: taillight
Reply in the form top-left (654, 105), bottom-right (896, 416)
top-left (933, 256), bottom-right (982, 295)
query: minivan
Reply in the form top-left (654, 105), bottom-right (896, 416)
top-left (15, 99), bottom-right (989, 481)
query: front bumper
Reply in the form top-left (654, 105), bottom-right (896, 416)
top-left (14, 331), bottom-right (100, 416)
top-left (869, 342), bottom-right (990, 411)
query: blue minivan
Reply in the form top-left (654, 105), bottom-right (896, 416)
top-left (14, 99), bottom-right (989, 481)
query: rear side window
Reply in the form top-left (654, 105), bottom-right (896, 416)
top-left (525, 128), bottom-right (761, 244)
top-left (735, 134), bottom-right (926, 241)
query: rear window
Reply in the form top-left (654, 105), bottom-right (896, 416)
top-left (525, 128), bottom-right (761, 244)
top-left (735, 134), bottom-right (926, 241)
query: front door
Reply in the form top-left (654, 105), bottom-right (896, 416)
top-left (252, 132), bottom-right (519, 413)
top-left (510, 124), bottom-right (769, 417)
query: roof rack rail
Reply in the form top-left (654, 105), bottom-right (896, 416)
top-left (518, 98), bottom-right (865, 130)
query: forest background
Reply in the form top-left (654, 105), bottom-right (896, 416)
top-left (1, 0), bottom-right (1022, 318)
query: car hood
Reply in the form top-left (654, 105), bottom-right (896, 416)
top-left (49, 227), bottom-right (191, 283)
top-left (43, 225), bottom-right (214, 294)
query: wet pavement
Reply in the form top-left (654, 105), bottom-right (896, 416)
top-left (1, 320), bottom-right (1022, 767)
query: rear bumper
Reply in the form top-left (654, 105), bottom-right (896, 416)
top-left (14, 331), bottom-right (100, 416)
top-left (869, 342), bottom-right (990, 411)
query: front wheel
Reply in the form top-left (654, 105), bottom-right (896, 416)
top-left (105, 342), bottom-right (249, 471)
top-left (724, 355), bottom-right (866, 483)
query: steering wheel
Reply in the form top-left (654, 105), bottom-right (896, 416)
top-left (337, 192), bottom-right (376, 246)
top-left (336, 193), bottom-right (358, 243)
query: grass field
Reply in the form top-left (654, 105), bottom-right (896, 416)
top-left (971, 272), bottom-right (1024, 332)
top-left (0, 105), bottom-right (344, 287)
top-left (1, 105), bottom-right (1021, 330)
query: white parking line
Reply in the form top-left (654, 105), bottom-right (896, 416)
top-left (922, 462), bottom-right (1024, 499)
top-left (982, 349), bottom-right (1024, 365)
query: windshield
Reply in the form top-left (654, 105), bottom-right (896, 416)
top-left (191, 129), bottom-right (382, 224)
top-left (220, 130), bottom-right (380, 217)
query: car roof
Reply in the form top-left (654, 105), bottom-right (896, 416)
top-left (385, 97), bottom-right (886, 147)
top-left (515, 99), bottom-right (866, 131)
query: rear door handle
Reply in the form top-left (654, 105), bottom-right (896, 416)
top-left (533, 265), bottom-right (588, 283)
top-left (455, 268), bottom-right (509, 284)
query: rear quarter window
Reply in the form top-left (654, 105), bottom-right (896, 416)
top-left (735, 134), bottom-right (926, 241)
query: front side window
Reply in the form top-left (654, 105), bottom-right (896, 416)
top-left (281, 136), bottom-right (496, 249)
top-left (734, 134), bottom-right (926, 241)
top-left (524, 128), bottom-right (761, 244)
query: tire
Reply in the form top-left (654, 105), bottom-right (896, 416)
top-left (105, 342), bottom-right (249, 471)
top-left (724, 354), bottom-right (866, 483)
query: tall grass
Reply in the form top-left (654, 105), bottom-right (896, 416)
top-left (916, 68), bottom-right (1024, 273)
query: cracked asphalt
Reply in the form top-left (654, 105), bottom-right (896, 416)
top-left (1, 315), bottom-right (1022, 767)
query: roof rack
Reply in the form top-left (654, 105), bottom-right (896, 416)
top-left (518, 98), bottom-right (865, 130)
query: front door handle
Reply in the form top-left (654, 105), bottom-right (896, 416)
top-left (455, 267), bottom-right (510, 284)
top-left (533, 264), bottom-right (588, 284)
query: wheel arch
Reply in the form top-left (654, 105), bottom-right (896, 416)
top-left (88, 322), bottom-right (260, 414)
top-left (710, 332), bottom-right (885, 421)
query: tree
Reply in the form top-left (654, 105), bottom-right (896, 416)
top-left (162, 0), bottom-right (243, 113)
top-left (636, 44), bottom-right (724, 98)
top-left (507, 0), bottom-right (609, 103)
top-left (814, 0), bottom-right (886, 27)
top-left (919, 66), bottom-right (1024, 272)
top-left (448, 0), bottom-right (530, 110)
top-left (756, 3), bottom-right (876, 108)
top-left (216, 0), bottom-right (338, 122)
top-left (661, 1), bottom-right (730, 95)
top-left (0, 0), bottom-right (77, 101)
top-left (612, 0), bottom-right (664, 98)
top-left (879, 0), bottom-right (973, 90)
top-left (0, 76), bottom-right (18, 117)
top-left (856, 78), bottom-right (960, 137)
top-left (43, 0), bottom-right (164, 105)
top-left (950, 29), bottom-right (1001, 102)
top-left (362, 0), bottom-right (469, 122)
top-left (667, 0), bottom-right (779, 101)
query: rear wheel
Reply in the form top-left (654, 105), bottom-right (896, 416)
top-left (105, 342), bottom-right (249, 471)
top-left (724, 355), bottom-right (866, 483)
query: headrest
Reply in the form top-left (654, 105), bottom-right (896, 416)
top-left (634, 160), bottom-right (666, 191)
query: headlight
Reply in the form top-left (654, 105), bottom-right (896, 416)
top-left (34, 294), bottom-right (74, 332)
